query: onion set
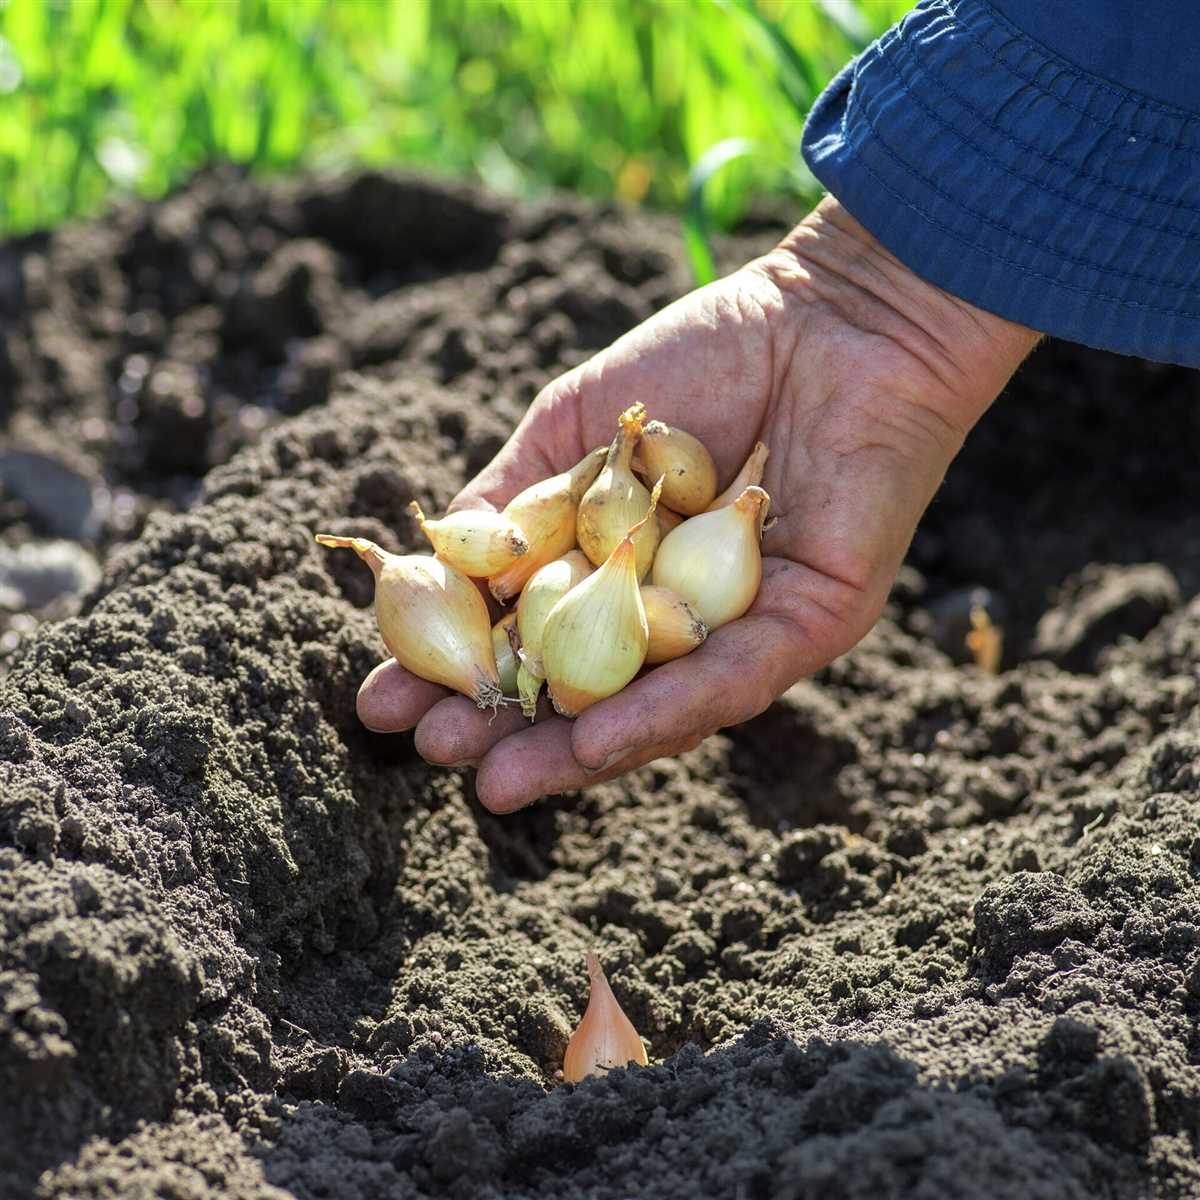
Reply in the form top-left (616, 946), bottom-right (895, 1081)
top-left (492, 612), bottom-right (521, 697)
top-left (314, 534), bottom-right (503, 709)
top-left (316, 407), bottom-right (770, 725)
top-left (652, 486), bottom-right (768, 630)
top-left (637, 420), bottom-right (717, 515)
top-left (577, 403), bottom-right (659, 578)
top-left (409, 501), bottom-right (528, 577)
top-left (707, 441), bottom-right (768, 510)
top-left (641, 585), bottom-right (708, 664)
top-left (488, 448), bottom-right (605, 603)
top-left (516, 549), bottom-right (593, 717)
top-left (563, 953), bottom-right (648, 1082)
top-left (541, 480), bottom-right (661, 717)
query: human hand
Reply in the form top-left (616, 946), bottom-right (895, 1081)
top-left (357, 196), bottom-right (1039, 812)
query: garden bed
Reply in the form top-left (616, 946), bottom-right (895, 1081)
top-left (2, 169), bottom-right (1199, 1199)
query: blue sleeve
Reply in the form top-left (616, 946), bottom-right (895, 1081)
top-left (800, 0), bottom-right (1200, 367)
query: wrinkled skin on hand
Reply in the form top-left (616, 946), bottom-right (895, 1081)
top-left (357, 197), bottom-right (1039, 812)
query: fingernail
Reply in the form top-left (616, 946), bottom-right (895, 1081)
top-left (451, 758), bottom-right (480, 770)
top-left (582, 748), bottom-right (632, 777)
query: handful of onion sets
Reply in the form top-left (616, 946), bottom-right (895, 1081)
top-left (317, 403), bottom-right (769, 720)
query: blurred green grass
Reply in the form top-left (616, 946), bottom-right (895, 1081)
top-left (0, 0), bottom-right (909, 238)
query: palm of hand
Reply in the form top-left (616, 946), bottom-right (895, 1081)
top-left (357, 207), bottom-right (1032, 811)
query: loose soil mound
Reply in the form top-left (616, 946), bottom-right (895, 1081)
top-left (2, 170), bottom-right (1199, 1199)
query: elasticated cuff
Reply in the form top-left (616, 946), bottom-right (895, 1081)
top-left (801, 0), bottom-right (1200, 367)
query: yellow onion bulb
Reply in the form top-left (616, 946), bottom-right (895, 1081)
top-left (577, 403), bottom-right (658, 578)
top-left (650, 485), bottom-right (769, 630)
top-left (636, 420), bottom-right (718, 515)
top-left (515, 550), bottom-right (593, 717)
top-left (641, 585), bottom-right (708, 664)
top-left (563, 953), bottom-right (648, 1083)
top-left (409, 501), bottom-right (528, 577)
top-left (488, 448), bottom-right (605, 603)
top-left (492, 612), bottom-right (520, 697)
top-left (706, 441), bottom-right (769, 511)
top-left (542, 481), bottom-right (661, 717)
top-left (316, 534), bottom-right (502, 709)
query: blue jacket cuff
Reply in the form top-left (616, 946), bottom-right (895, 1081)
top-left (801, 0), bottom-right (1200, 367)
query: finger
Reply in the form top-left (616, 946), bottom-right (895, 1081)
top-left (474, 722), bottom-right (704, 814)
top-left (356, 659), bottom-right (451, 733)
top-left (569, 557), bottom-right (870, 769)
top-left (413, 692), bottom-right (553, 765)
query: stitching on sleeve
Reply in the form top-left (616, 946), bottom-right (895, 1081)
top-left (973, 0), bottom-right (1200, 126)
top-left (842, 135), bottom-right (1200, 317)
top-left (882, 35), bottom-right (1200, 233)
top-left (852, 94), bottom-right (1200, 295)
top-left (954, 0), bottom-right (1200, 151)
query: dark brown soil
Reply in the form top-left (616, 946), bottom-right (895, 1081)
top-left (3, 168), bottom-right (1200, 1200)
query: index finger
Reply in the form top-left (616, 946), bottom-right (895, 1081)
top-left (357, 659), bottom-right (451, 733)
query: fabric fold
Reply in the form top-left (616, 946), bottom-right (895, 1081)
top-left (801, 0), bottom-right (1200, 366)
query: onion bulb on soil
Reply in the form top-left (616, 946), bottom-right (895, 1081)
top-left (641, 585), bottom-right (708, 664)
top-left (577, 403), bottom-right (658, 578)
top-left (515, 550), bottom-right (593, 718)
top-left (492, 612), bottom-right (521, 697)
top-left (315, 534), bottom-right (503, 709)
top-left (563, 953), bottom-right (648, 1083)
top-left (542, 480), bottom-right (661, 717)
top-left (706, 441), bottom-right (769, 511)
top-left (409, 501), bottom-right (528, 577)
top-left (488, 448), bottom-right (606, 603)
top-left (651, 485), bottom-right (769, 630)
top-left (966, 604), bottom-right (1003, 675)
top-left (636, 420), bottom-right (717, 515)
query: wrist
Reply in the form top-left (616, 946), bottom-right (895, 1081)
top-left (756, 195), bottom-right (1041, 431)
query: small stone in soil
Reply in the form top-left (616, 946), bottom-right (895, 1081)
top-left (0, 540), bottom-right (101, 611)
